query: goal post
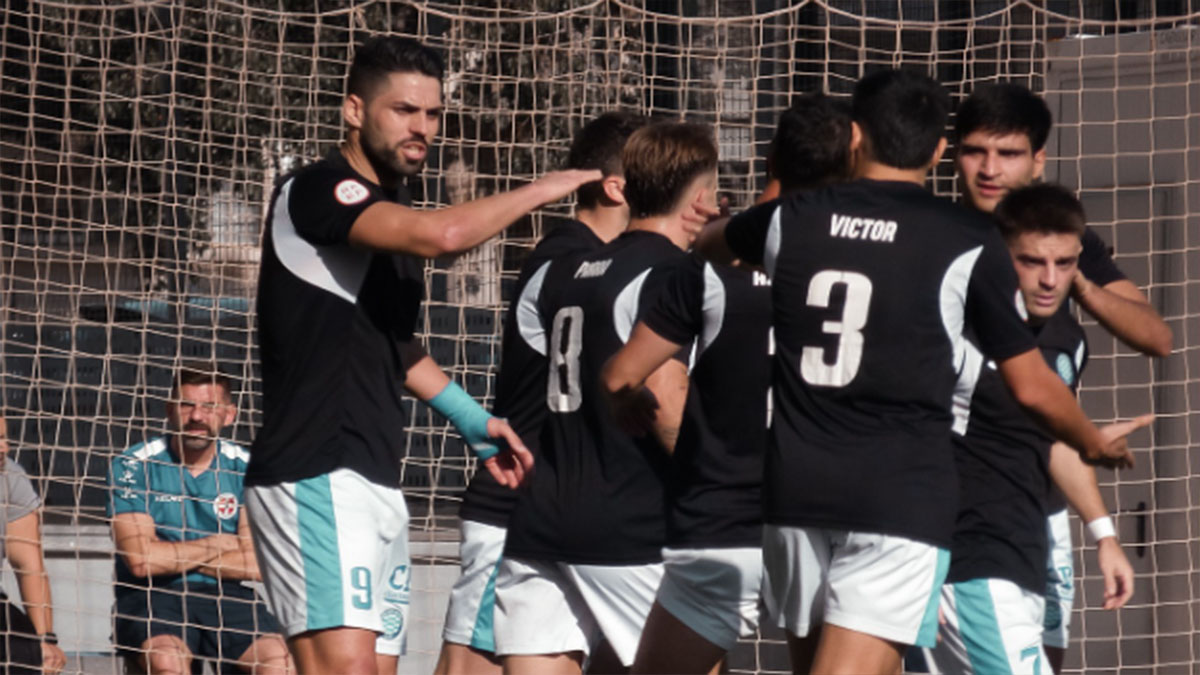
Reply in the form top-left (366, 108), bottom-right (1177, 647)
top-left (0, 2), bottom-right (1195, 672)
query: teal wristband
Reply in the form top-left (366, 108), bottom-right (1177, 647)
top-left (428, 381), bottom-right (499, 460)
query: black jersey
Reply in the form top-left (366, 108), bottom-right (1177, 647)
top-left (1080, 227), bottom-right (1125, 287)
top-left (503, 230), bottom-right (686, 564)
top-left (640, 256), bottom-right (773, 548)
top-left (725, 179), bottom-right (1037, 548)
top-left (947, 305), bottom-right (1088, 592)
top-left (248, 149), bottom-right (424, 488)
top-left (460, 219), bottom-right (605, 527)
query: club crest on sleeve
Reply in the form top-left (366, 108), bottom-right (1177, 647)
top-left (213, 492), bottom-right (239, 520)
top-left (335, 179), bottom-right (370, 205)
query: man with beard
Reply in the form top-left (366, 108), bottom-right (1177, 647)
top-left (245, 36), bottom-right (592, 674)
top-left (109, 363), bottom-right (291, 674)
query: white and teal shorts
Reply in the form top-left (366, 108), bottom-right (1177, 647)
top-left (441, 519), bottom-right (506, 652)
top-left (924, 577), bottom-right (1048, 675)
top-left (656, 546), bottom-right (764, 651)
top-left (244, 467), bottom-right (411, 655)
top-left (762, 525), bottom-right (949, 648)
top-left (492, 556), bottom-right (663, 667)
top-left (1042, 508), bottom-right (1074, 648)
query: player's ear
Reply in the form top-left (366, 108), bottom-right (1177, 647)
top-left (343, 94), bottom-right (366, 130)
top-left (220, 394), bottom-right (237, 428)
top-left (1031, 147), bottom-right (1047, 181)
top-left (849, 121), bottom-right (863, 153)
top-left (928, 136), bottom-right (948, 168)
top-left (602, 175), bottom-right (627, 206)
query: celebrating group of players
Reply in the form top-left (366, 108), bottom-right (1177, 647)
top-left (248, 35), bottom-right (1171, 675)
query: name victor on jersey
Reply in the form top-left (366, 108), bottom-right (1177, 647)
top-left (829, 213), bottom-right (898, 243)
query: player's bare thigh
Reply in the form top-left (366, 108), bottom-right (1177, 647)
top-left (288, 627), bottom-right (377, 674)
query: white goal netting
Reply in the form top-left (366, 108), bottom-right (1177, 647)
top-left (0, 1), bottom-right (1196, 672)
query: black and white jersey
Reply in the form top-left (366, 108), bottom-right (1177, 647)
top-left (1080, 227), bottom-right (1125, 287)
top-left (640, 255), bottom-right (773, 548)
top-left (460, 219), bottom-right (605, 528)
top-left (947, 305), bottom-right (1088, 592)
top-left (503, 230), bottom-right (687, 565)
top-left (725, 179), bottom-right (1037, 548)
top-left (248, 149), bottom-right (424, 488)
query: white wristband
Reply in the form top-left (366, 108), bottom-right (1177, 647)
top-left (1087, 516), bottom-right (1117, 543)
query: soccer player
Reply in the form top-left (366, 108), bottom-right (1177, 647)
top-left (955, 83), bottom-right (1172, 358)
top-left (694, 69), bottom-right (1131, 674)
top-left (109, 363), bottom-right (291, 675)
top-left (955, 83), bottom-right (1169, 671)
top-left (245, 36), bottom-right (596, 674)
top-left (602, 94), bottom-right (852, 675)
top-left (493, 122), bottom-right (718, 673)
top-left (435, 110), bottom-right (649, 675)
top-left (924, 184), bottom-right (1145, 674)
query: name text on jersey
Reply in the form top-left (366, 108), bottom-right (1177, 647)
top-left (830, 214), bottom-right (897, 243)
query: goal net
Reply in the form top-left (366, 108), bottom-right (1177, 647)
top-left (0, 1), bottom-right (1195, 672)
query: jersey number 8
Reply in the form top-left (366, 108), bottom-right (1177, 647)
top-left (547, 306), bottom-right (584, 412)
top-left (800, 270), bottom-right (873, 388)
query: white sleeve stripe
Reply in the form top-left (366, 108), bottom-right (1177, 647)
top-left (272, 178), bottom-right (372, 303)
top-left (763, 205), bottom-right (783, 278)
top-left (614, 269), bottom-right (653, 343)
top-left (697, 262), bottom-right (726, 358)
top-left (516, 261), bottom-right (552, 356)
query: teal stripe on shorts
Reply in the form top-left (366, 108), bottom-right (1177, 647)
top-left (915, 548), bottom-right (951, 648)
top-left (954, 579), bottom-right (1012, 675)
top-left (296, 474), bottom-right (345, 631)
top-left (469, 556), bottom-right (504, 652)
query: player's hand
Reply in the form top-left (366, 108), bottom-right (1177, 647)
top-left (1084, 414), bottom-right (1151, 469)
top-left (41, 640), bottom-right (66, 674)
top-left (1071, 268), bottom-right (1094, 300)
top-left (532, 169), bottom-right (605, 204)
top-left (1096, 537), bottom-right (1135, 610)
top-left (482, 417), bottom-right (534, 489)
top-left (607, 384), bottom-right (660, 438)
top-left (681, 193), bottom-right (724, 241)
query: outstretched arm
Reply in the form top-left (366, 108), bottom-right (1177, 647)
top-left (349, 169), bottom-right (602, 257)
top-left (1074, 274), bottom-right (1172, 357)
top-left (997, 349), bottom-right (1133, 469)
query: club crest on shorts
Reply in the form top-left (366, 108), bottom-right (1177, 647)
top-left (381, 608), bottom-right (405, 640)
top-left (213, 492), bottom-right (239, 520)
top-left (335, 179), bottom-right (370, 205)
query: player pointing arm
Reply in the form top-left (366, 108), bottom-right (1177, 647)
top-left (244, 36), bottom-right (592, 675)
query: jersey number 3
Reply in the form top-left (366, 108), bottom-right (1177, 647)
top-left (548, 306), bottom-right (584, 412)
top-left (800, 270), bottom-right (873, 388)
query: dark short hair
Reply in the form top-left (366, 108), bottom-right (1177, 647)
top-left (769, 94), bottom-right (852, 191)
top-left (347, 36), bottom-right (444, 101)
top-left (172, 362), bottom-right (234, 401)
top-left (568, 111), bottom-right (650, 209)
top-left (955, 83), bottom-right (1052, 152)
top-left (852, 69), bottom-right (950, 169)
top-left (621, 122), bottom-right (719, 219)
top-left (993, 183), bottom-right (1085, 242)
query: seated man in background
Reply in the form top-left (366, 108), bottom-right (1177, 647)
top-left (0, 414), bottom-right (66, 675)
top-left (108, 363), bottom-right (292, 674)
